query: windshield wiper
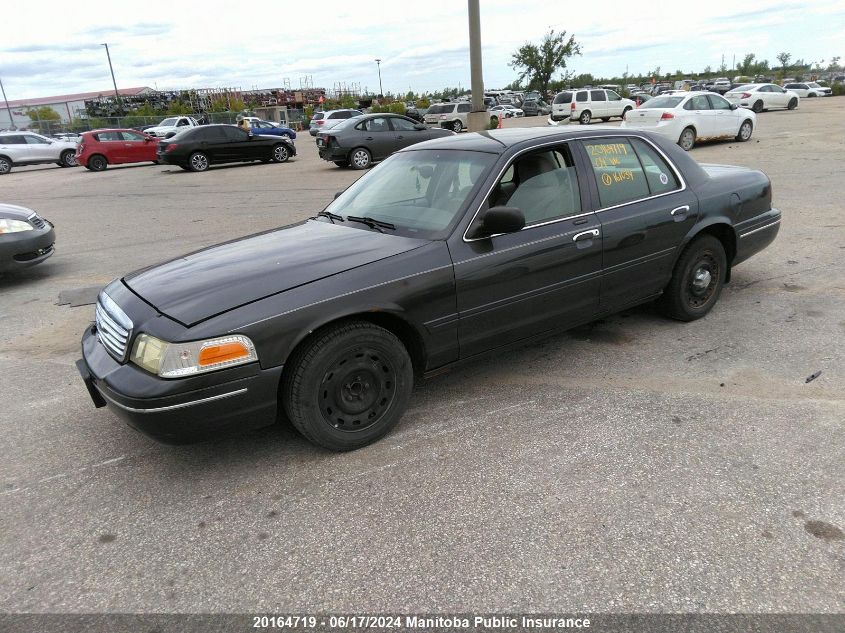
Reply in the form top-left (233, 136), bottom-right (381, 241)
top-left (345, 216), bottom-right (396, 233)
top-left (316, 211), bottom-right (344, 224)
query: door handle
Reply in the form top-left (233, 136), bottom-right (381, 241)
top-left (365, 136), bottom-right (374, 140)
top-left (670, 205), bottom-right (689, 221)
top-left (573, 229), bottom-right (600, 242)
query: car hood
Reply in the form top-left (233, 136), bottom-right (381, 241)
top-left (0, 203), bottom-right (39, 221)
top-left (123, 220), bottom-right (429, 327)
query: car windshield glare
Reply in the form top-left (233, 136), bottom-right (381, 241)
top-left (323, 150), bottom-right (496, 239)
top-left (646, 96), bottom-right (685, 108)
top-left (427, 104), bottom-right (453, 115)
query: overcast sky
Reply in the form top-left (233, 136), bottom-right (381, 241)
top-left (1, 0), bottom-right (843, 100)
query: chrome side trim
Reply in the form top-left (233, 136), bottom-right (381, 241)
top-left (671, 205), bottom-right (690, 215)
top-left (97, 386), bottom-right (248, 414)
top-left (739, 218), bottom-right (780, 238)
top-left (461, 133), bottom-right (687, 243)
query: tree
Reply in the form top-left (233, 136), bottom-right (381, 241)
top-left (776, 52), bottom-right (792, 73)
top-left (703, 65), bottom-right (712, 77)
top-left (738, 53), bottom-right (756, 75)
top-left (828, 56), bottom-right (841, 71)
top-left (509, 28), bottom-right (581, 96)
top-left (26, 106), bottom-right (61, 123)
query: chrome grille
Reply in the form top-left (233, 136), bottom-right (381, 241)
top-left (27, 213), bottom-right (46, 229)
top-left (95, 293), bottom-right (133, 362)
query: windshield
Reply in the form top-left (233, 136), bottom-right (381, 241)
top-left (159, 118), bottom-right (177, 126)
top-left (646, 96), bottom-right (685, 109)
top-left (553, 92), bottom-right (572, 104)
top-left (807, 82), bottom-right (820, 88)
top-left (323, 149), bottom-right (496, 239)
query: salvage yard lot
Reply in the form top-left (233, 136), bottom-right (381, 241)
top-left (1, 97), bottom-right (843, 612)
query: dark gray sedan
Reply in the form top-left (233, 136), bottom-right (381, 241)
top-left (316, 114), bottom-right (454, 169)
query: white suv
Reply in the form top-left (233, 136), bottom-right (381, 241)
top-left (0, 131), bottom-right (79, 175)
top-left (569, 89), bottom-right (636, 125)
top-left (424, 102), bottom-right (472, 132)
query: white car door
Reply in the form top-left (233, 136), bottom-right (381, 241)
top-left (768, 84), bottom-right (789, 107)
top-left (707, 94), bottom-right (739, 136)
top-left (605, 90), bottom-right (624, 117)
top-left (685, 94), bottom-right (715, 136)
top-left (23, 134), bottom-right (55, 161)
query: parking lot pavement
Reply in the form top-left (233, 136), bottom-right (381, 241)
top-left (1, 99), bottom-right (843, 612)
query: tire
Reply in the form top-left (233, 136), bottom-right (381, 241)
top-left (188, 151), bottom-right (209, 172)
top-left (678, 127), bottom-right (696, 151)
top-left (579, 110), bottom-right (592, 125)
top-left (657, 235), bottom-right (727, 321)
top-left (451, 119), bottom-right (463, 133)
top-left (736, 119), bottom-right (753, 142)
top-left (349, 147), bottom-right (371, 170)
top-left (281, 321), bottom-right (414, 451)
top-left (59, 149), bottom-right (77, 167)
top-left (333, 161), bottom-right (348, 168)
top-left (623, 106), bottom-right (632, 119)
top-left (88, 154), bottom-right (108, 171)
top-left (0, 156), bottom-right (11, 175)
top-left (807, 92), bottom-right (816, 98)
top-left (272, 143), bottom-right (290, 163)
top-left (752, 100), bottom-right (764, 113)
top-left (787, 97), bottom-right (798, 110)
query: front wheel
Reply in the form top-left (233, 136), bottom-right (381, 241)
top-left (736, 120), bottom-right (753, 142)
top-left (188, 151), bottom-right (209, 172)
top-left (451, 119), bottom-right (463, 133)
top-left (60, 150), bottom-right (77, 167)
top-left (272, 143), bottom-right (290, 163)
top-left (0, 156), bottom-right (11, 175)
top-left (678, 127), bottom-right (696, 151)
top-left (281, 321), bottom-right (414, 451)
top-left (752, 100), bottom-right (764, 113)
top-left (349, 147), bottom-right (371, 170)
top-left (579, 110), bottom-right (592, 125)
top-left (657, 235), bottom-right (727, 321)
top-left (787, 97), bottom-right (798, 110)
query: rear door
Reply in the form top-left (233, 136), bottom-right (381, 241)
top-left (578, 136), bottom-right (698, 309)
top-left (767, 84), bottom-right (789, 107)
top-left (359, 116), bottom-right (395, 159)
top-left (0, 134), bottom-right (26, 162)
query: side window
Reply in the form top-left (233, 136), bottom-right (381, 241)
top-left (691, 95), bottom-right (711, 110)
top-left (177, 118), bottom-right (189, 126)
top-left (390, 117), bottom-right (417, 132)
top-left (576, 91), bottom-right (588, 102)
top-left (457, 103), bottom-right (472, 113)
top-left (758, 85), bottom-right (771, 93)
top-left (707, 95), bottom-right (731, 110)
top-left (490, 146), bottom-right (582, 226)
top-left (96, 131), bottom-right (122, 141)
top-left (1, 135), bottom-right (25, 144)
top-left (771, 85), bottom-right (784, 93)
top-left (24, 134), bottom-right (50, 144)
top-left (121, 131), bottom-right (146, 141)
top-left (630, 138), bottom-right (680, 195)
top-left (221, 126), bottom-right (249, 141)
top-left (607, 91), bottom-right (622, 101)
top-left (590, 90), bottom-right (606, 101)
top-left (364, 117), bottom-right (389, 132)
top-left (583, 138), bottom-right (650, 207)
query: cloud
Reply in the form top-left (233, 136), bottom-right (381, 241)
top-left (81, 22), bottom-right (171, 37)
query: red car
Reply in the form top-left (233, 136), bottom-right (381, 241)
top-left (75, 128), bottom-right (158, 171)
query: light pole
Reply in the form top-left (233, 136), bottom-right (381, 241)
top-left (374, 58), bottom-right (384, 98)
top-left (0, 76), bottom-right (14, 130)
top-left (102, 43), bottom-right (122, 115)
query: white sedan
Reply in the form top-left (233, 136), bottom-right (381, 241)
top-left (621, 91), bottom-right (756, 151)
top-left (487, 105), bottom-right (524, 121)
top-left (724, 83), bottom-right (799, 113)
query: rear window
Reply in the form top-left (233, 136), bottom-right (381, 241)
top-left (734, 85), bottom-right (755, 92)
top-left (646, 96), bottom-right (684, 109)
top-left (553, 92), bottom-right (572, 104)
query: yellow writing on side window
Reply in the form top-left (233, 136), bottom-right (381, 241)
top-left (587, 143), bottom-right (629, 156)
top-left (599, 169), bottom-right (636, 186)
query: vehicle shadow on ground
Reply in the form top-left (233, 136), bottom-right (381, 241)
top-left (0, 263), bottom-right (57, 290)
top-left (157, 161), bottom-right (296, 175)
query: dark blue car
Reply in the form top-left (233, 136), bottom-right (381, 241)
top-left (249, 120), bottom-right (297, 140)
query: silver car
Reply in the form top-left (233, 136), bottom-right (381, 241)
top-left (308, 109), bottom-right (363, 136)
top-left (423, 102), bottom-right (472, 133)
top-left (0, 132), bottom-right (78, 175)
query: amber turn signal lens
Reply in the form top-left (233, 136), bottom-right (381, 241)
top-left (198, 342), bottom-right (249, 366)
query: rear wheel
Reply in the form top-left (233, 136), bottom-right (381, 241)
top-left (657, 235), bottom-right (727, 321)
top-left (451, 119), bottom-right (463, 133)
top-left (349, 147), bottom-right (371, 170)
top-left (579, 110), bottom-right (592, 125)
top-left (752, 100), bottom-right (764, 113)
top-left (281, 321), bottom-right (414, 451)
top-left (678, 127), bottom-right (696, 151)
top-left (188, 151), bottom-right (209, 172)
top-left (59, 150), bottom-right (77, 167)
top-left (88, 154), bottom-right (108, 171)
top-left (736, 119), bottom-right (753, 142)
top-left (0, 156), bottom-right (12, 175)
top-left (787, 97), bottom-right (798, 110)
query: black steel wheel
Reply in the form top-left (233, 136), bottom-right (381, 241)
top-left (282, 321), bottom-right (414, 451)
top-left (188, 152), bottom-right (209, 172)
top-left (657, 235), bottom-right (727, 321)
top-left (88, 155), bottom-right (108, 171)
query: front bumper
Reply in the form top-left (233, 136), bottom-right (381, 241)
top-left (0, 225), bottom-right (55, 271)
top-left (77, 324), bottom-right (283, 443)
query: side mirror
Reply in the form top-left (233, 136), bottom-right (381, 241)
top-left (334, 191), bottom-right (343, 199)
top-left (477, 206), bottom-right (525, 237)
top-left (144, 137), bottom-right (153, 142)
top-left (729, 103), bottom-right (738, 110)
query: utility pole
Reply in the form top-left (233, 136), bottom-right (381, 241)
top-left (102, 43), bottom-right (122, 114)
top-left (0, 77), bottom-right (14, 130)
top-left (374, 59), bottom-right (383, 97)
top-left (467, 0), bottom-right (486, 131)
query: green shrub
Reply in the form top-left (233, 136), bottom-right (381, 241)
top-left (832, 83), bottom-right (845, 96)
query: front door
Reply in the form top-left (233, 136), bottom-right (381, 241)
top-left (388, 116), bottom-right (430, 151)
top-left (578, 136), bottom-right (699, 310)
top-left (450, 143), bottom-right (602, 359)
top-left (120, 130), bottom-right (154, 163)
top-left (219, 126), bottom-right (255, 161)
top-left (706, 94), bottom-right (737, 136)
top-left (685, 94), bottom-right (715, 136)
top-left (23, 134), bottom-right (55, 161)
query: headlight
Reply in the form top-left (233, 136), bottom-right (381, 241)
top-left (0, 219), bottom-right (34, 234)
top-left (130, 333), bottom-right (258, 378)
